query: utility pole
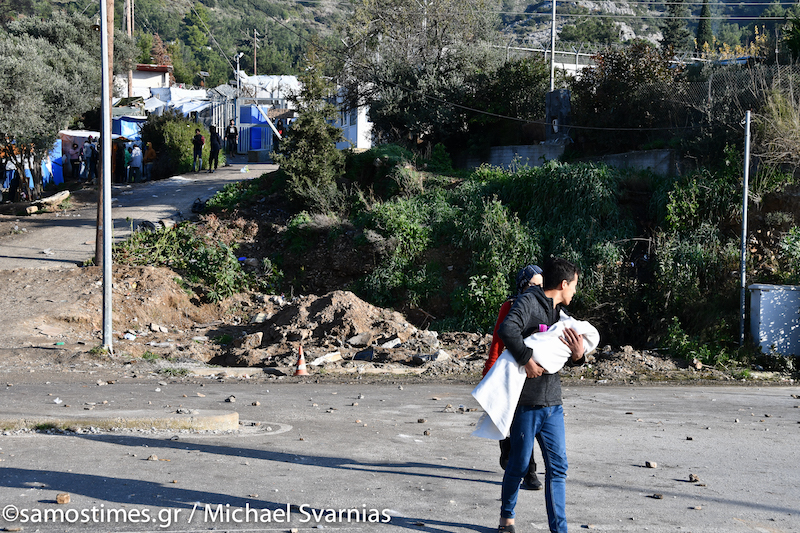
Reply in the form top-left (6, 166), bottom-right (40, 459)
top-left (739, 110), bottom-right (752, 346)
top-left (96, 0), bottom-right (113, 269)
top-left (99, 0), bottom-right (114, 351)
top-left (253, 29), bottom-right (259, 76)
top-left (550, 0), bottom-right (556, 91)
top-left (125, 0), bottom-right (133, 97)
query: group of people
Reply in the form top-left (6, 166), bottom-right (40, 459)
top-left (483, 257), bottom-right (587, 533)
top-left (67, 137), bottom-right (98, 182)
top-left (191, 119), bottom-right (239, 173)
top-left (117, 142), bottom-right (156, 183)
top-left (68, 137), bottom-right (158, 184)
top-left (67, 119), bottom-right (242, 184)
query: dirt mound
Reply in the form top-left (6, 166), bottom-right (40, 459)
top-left (113, 265), bottom-right (221, 329)
top-left (224, 290), bottom-right (446, 369)
top-left (0, 265), bottom-right (779, 384)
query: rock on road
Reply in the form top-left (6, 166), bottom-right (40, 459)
top-left (0, 381), bottom-right (797, 532)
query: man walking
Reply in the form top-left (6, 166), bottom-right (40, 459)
top-left (496, 258), bottom-right (586, 533)
top-left (192, 129), bottom-right (205, 172)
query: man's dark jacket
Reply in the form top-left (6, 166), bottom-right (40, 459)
top-left (497, 285), bottom-right (583, 407)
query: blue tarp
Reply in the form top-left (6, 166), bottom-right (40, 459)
top-left (1, 140), bottom-right (59, 191)
top-left (43, 139), bottom-right (63, 186)
top-left (240, 106), bottom-right (269, 125)
top-left (112, 116), bottom-right (146, 141)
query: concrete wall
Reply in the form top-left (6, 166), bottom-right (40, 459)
top-left (464, 145), bottom-right (565, 169)
top-left (464, 146), bottom-right (680, 176)
top-left (599, 149), bottom-right (677, 176)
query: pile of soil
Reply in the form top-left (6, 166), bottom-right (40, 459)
top-left (0, 264), bottom-right (781, 385)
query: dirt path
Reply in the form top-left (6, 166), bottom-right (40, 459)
top-left (0, 159), bottom-right (277, 270)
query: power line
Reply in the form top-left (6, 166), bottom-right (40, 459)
top-left (259, 7), bottom-right (712, 133)
top-left (190, 4), bottom-right (235, 73)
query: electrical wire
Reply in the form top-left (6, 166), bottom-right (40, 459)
top-left (189, 4), bottom-right (235, 73)
top-left (258, 8), bottom-right (719, 133)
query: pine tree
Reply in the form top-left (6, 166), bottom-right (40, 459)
top-left (273, 49), bottom-right (346, 214)
top-left (696, 0), bottom-right (713, 50)
top-left (661, 0), bottom-right (692, 51)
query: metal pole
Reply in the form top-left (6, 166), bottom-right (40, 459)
top-left (550, 0), bottom-right (556, 91)
top-left (100, 0), bottom-right (114, 352)
top-left (126, 0), bottom-right (133, 97)
top-left (739, 110), bottom-right (751, 346)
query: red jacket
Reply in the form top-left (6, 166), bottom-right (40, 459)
top-left (482, 299), bottom-right (513, 376)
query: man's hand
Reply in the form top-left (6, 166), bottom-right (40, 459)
top-left (524, 358), bottom-right (544, 378)
top-left (561, 327), bottom-right (585, 361)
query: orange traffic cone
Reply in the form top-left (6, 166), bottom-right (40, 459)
top-left (294, 344), bottom-right (308, 376)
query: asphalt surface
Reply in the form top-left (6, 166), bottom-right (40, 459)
top-left (0, 157), bottom-right (278, 270)
top-left (0, 381), bottom-right (798, 533)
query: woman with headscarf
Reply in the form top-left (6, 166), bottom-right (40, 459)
top-left (483, 264), bottom-right (545, 492)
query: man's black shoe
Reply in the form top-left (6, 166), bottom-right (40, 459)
top-left (520, 472), bottom-right (543, 491)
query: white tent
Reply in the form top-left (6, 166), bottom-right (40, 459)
top-left (143, 96), bottom-right (167, 113)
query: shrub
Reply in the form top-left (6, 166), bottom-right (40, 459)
top-left (140, 110), bottom-right (212, 178)
top-left (273, 53), bottom-right (345, 214)
top-left (778, 226), bottom-right (800, 283)
top-left (113, 223), bottom-right (249, 302)
top-left (205, 179), bottom-right (261, 212)
top-left (344, 144), bottom-right (415, 199)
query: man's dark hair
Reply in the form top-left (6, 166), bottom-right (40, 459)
top-left (542, 258), bottom-right (580, 291)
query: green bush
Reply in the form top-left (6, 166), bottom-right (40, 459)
top-left (113, 223), bottom-right (249, 302)
top-left (140, 110), bottom-right (215, 178)
top-left (344, 144), bottom-right (415, 199)
top-left (778, 226), bottom-right (800, 283)
top-left (205, 179), bottom-right (261, 212)
top-left (273, 55), bottom-right (345, 214)
top-left (163, 121), bottom-right (210, 174)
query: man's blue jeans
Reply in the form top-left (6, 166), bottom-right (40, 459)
top-left (192, 149), bottom-right (203, 172)
top-left (501, 404), bottom-right (568, 533)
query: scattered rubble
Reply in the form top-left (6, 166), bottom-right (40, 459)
top-left (0, 265), bottom-right (795, 384)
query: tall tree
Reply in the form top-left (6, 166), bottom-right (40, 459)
top-left (661, 0), bottom-right (693, 51)
top-left (272, 49), bottom-right (345, 214)
top-left (0, 13), bottom-right (135, 200)
top-left (338, 0), bottom-right (503, 151)
top-left (696, 0), bottom-right (713, 50)
top-left (570, 41), bottom-right (680, 152)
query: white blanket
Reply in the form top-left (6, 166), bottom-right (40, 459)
top-left (471, 312), bottom-right (599, 440)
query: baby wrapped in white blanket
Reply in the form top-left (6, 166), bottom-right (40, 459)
top-left (471, 311), bottom-right (599, 439)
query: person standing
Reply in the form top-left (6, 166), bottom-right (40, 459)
top-left (129, 143), bottom-right (143, 182)
top-left (496, 258), bottom-right (586, 533)
top-left (224, 119), bottom-right (238, 163)
top-left (143, 142), bottom-right (157, 181)
top-left (68, 142), bottom-right (82, 181)
top-left (81, 139), bottom-right (94, 181)
top-left (87, 136), bottom-right (98, 183)
top-left (208, 126), bottom-right (222, 173)
top-left (273, 119), bottom-right (284, 154)
top-left (124, 146), bottom-right (132, 182)
top-left (484, 264), bottom-right (545, 492)
top-left (191, 129), bottom-right (205, 172)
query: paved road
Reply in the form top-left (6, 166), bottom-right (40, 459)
top-left (0, 158), bottom-right (278, 270)
top-left (0, 381), bottom-right (797, 532)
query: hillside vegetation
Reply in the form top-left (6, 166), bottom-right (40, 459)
top-left (111, 138), bottom-right (799, 379)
